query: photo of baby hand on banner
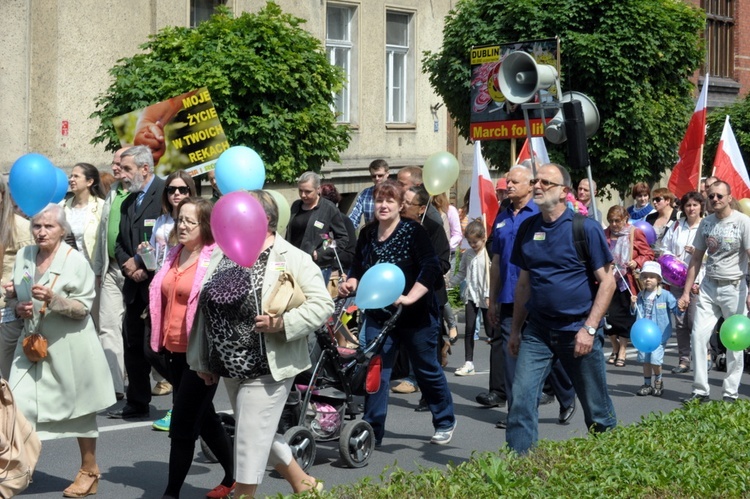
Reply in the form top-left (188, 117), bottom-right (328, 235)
top-left (112, 87), bottom-right (230, 177)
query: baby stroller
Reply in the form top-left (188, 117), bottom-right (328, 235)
top-left (200, 301), bottom-right (401, 472)
top-left (280, 302), bottom-right (402, 471)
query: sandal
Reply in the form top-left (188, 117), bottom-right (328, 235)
top-left (607, 353), bottom-right (617, 365)
top-left (614, 357), bottom-right (626, 367)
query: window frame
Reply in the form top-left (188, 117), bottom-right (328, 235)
top-left (326, 3), bottom-right (358, 125)
top-left (385, 10), bottom-right (415, 125)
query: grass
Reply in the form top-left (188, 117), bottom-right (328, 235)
top-left (287, 400), bottom-right (750, 498)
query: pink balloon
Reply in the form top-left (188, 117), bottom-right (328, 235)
top-left (211, 191), bottom-right (268, 267)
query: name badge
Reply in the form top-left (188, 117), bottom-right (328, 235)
top-left (497, 221), bottom-right (506, 229)
top-left (0, 307), bottom-right (18, 324)
top-left (313, 220), bottom-right (325, 229)
top-left (200, 259), bottom-right (210, 268)
top-left (22, 270), bottom-right (32, 286)
top-left (272, 261), bottom-right (286, 272)
top-left (144, 219), bottom-right (156, 227)
top-left (533, 232), bottom-right (546, 241)
top-left (657, 303), bottom-right (667, 309)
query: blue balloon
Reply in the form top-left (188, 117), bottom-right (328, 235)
top-left (630, 318), bottom-right (661, 353)
top-left (9, 153), bottom-right (57, 217)
top-left (632, 220), bottom-right (656, 246)
top-left (50, 168), bottom-right (70, 204)
top-left (215, 146), bottom-right (265, 194)
top-left (356, 263), bottom-right (406, 310)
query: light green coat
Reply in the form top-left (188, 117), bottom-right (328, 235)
top-left (187, 235), bottom-right (334, 381)
top-left (8, 243), bottom-right (115, 424)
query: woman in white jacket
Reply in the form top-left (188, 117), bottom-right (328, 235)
top-left (63, 163), bottom-right (105, 266)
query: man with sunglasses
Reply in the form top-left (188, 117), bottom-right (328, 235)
top-left (349, 159), bottom-right (390, 228)
top-left (506, 163), bottom-right (617, 454)
top-left (679, 181), bottom-right (750, 404)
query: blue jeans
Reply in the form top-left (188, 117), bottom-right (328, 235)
top-left (506, 320), bottom-right (616, 454)
top-left (363, 314), bottom-right (455, 443)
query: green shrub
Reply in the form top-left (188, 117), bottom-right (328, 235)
top-left (314, 400), bottom-right (750, 498)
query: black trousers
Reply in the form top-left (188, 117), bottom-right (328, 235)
top-left (123, 293), bottom-right (153, 409)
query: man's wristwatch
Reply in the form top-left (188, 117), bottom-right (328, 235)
top-left (583, 325), bottom-right (597, 336)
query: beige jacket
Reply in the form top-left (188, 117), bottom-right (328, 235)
top-left (188, 235), bottom-right (334, 382)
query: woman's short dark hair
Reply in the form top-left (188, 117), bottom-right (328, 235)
top-left (320, 183), bottom-right (341, 205)
top-left (680, 191), bottom-right (705, 217)
top-left (249, 190), bottom-right (279, 233)
top-left (74, 163), bottom-right (105, 199)
top-left (407, 185), bottom-right (430, 207)
top-left (162, 170), bottom-right (197, 215)
top-left (175, 197), bottom-right (213, 245)
top-left (631, 182), bottom-right (651, 198)
top-left (607, 205), bottom-right (628, 223)
top-left (373, 180), bottom-right (403, 205)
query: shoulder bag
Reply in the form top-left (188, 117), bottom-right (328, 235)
top-left (0, 378), bottom-right (42, 497)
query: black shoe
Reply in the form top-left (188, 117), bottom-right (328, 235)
top-left (540, 392), bottom-right (555, 405)
top-left (108, 405), bottom-right (150, 419)
top-left (414, 399), bottom-right (429, 412)
top-left (723, 396), bottom-right (737, 403)
top-left (475, 391), bottom-right (506, 408)
top-left (494, 419), bottom-right (507, 429)
top-left (558, 399), bottom-right (576, 425)
top-left (681, 394), bottom-right (709, 405)
top-left (671, 364), bottom-right (690, 374)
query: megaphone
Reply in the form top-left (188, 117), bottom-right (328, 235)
top-left (544, 91), bottom-right (600, 144)
top-left (498, 51), bottom-right (559, 104)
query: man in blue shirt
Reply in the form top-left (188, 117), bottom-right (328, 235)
top-left (481, 165), bottom-right (576, 429)
top-left (349, 159), bottom-right (389, 228)
top-left (507, 163), bottom-right (617, 454)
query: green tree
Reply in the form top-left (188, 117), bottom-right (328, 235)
top-left (91, 2), bottom-right (350, 183)
top-left (423, 0), bottom-right (705, 195)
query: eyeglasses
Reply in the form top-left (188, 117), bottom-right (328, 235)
top-left (167, 186), bottom-right (190, 195)
top-left (708, 193), bottom-right (725, 200)
top-left (531, 178), bottom-right (565, 189)
top-left (608, 218), bottom-right (624, 224)
top-left (403, 201), bottom-right (423, 207)
top-left (177, 217), bottom-right (199, 228)
top-left (652, 197), bottom-right (664, 203)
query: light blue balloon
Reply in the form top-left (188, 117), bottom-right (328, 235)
top-left (630, 318), bottom-right (661, 353)
top-left (9, 153), bottom-right (57, 217)
top-left (215, 146), bottom-right (265, 194)
top-left (356, 263), bottom-right (406, 310)
top-left (50, 168), bottom-right (70, 204)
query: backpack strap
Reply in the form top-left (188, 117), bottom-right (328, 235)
top-left (572, 213), bottom-right (589, 264)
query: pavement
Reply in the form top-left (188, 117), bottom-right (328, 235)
top-left (26, 330), bottom-right (750, 499)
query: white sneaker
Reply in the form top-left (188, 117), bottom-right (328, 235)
top-left (431, 422), bottom-right (457, 445)
top-left (455, 362), bottom-right (475, 376)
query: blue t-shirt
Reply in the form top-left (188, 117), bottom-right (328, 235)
top-left (511, 209), bottom-right (613, 331)
top-left (491, 201), bottom-right (540, 304)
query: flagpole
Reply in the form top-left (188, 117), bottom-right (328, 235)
top-left (510, 139), bottom-right (517, 168)
top-left (698, 143), bottom-right (704, 192)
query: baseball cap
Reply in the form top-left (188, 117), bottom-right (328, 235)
top-left (495, 178), bottom-right (507, 191)
top-left (640, 261), bottom-right (662, 279)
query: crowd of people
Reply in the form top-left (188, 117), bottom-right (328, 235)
top-left (1, 146), bottom-right (749, 497)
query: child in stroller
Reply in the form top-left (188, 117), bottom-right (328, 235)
top-left (201, 300), bottom-right (401, 472)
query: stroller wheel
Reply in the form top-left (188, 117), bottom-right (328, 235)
top-left (284, 425), bottom-right (316, 472)
top-left (338, 420), bottom-right (374, 468)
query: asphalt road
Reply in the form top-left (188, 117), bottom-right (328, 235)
top-left (23, 332), bottom-right (749, 499)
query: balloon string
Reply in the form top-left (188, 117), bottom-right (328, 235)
top-left (421, 198), bottom-right (432, 224)
top-left (615, 265), bottom-right (643, 319)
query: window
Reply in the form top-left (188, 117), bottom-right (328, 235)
top-left (326, 4), bottom-right (358, 124)
top-left (703, 0), bottom-right (734, 79)
top-left (190, 0), bottom-right (226, 27)
top-left (386, 11), bottom-right (414, 124)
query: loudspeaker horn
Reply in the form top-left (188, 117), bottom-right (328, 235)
top-left (498, 51), bottom-right (559, 104)
top-left (544, 91), bottom-right (600, 144)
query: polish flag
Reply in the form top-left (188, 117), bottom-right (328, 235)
top-left (469, 141), bottom-right (499, 236)
top-left (712, 115), bottom-right (750, 199)
top-left (668, 74), bottom-right (709, 198)
top-left (515, 137), bottom-right (550, 165)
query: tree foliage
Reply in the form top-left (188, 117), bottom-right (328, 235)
top-left (423, 0), bottom-right (705, 195)
top-left (90, 2), bottom-right (350, 183)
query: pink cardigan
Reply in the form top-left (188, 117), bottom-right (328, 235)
top-left (149, 242), bottom-right (216, 352)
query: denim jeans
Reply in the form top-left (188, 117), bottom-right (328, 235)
top-left (506, 320), bottom-right (617, 454)
top-left (363, 314), bottom-right (455, 443)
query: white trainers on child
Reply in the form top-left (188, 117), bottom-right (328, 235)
top-left (454, 362), bottom-right (475, 376)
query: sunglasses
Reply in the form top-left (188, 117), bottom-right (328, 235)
top-left (652, 197), bottom-right (664, 203)
top-left (167, 186), bottom-right (190, 195)
top-left (531, 178), bottom-right (565, 189)
top-left (708, 193), bottom-right (725, 200)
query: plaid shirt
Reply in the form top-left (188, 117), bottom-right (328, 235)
top-left (349, 185), bottom-right (375, 227)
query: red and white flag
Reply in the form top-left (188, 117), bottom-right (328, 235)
top-left (712, 115), bottom-right (750, 199)
top-left (515, 137), bottom-right (550, 165)
top-left (668, 74), bottom-right (710, 198)
top-left (469, 141), bottom-right (499, 236)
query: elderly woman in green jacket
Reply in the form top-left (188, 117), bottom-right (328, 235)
top-left (188, 190), bottom-right (333, 498)
top-left (6, 203), bottom-right (114, 498)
